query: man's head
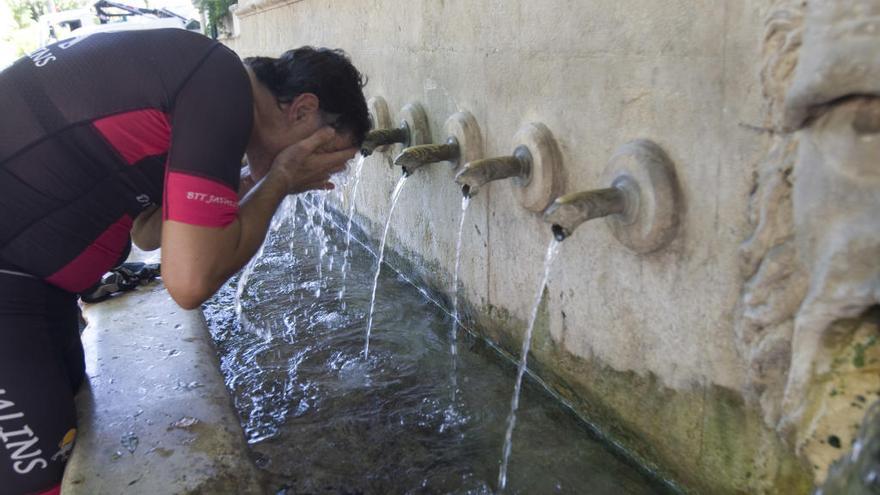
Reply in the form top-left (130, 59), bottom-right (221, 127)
top-left (245, 47), bottom-right (370, 168)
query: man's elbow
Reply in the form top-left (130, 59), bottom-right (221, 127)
top-left (163, 273), bottom-right (215, 310)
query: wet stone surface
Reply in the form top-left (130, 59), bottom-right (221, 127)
top-left (204, 198), bottom-right (672, 494)
top-left (63, 247), bottom-right (264, 495)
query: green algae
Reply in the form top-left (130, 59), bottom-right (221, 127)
top-left (478, 293), bottom-right (813, 494)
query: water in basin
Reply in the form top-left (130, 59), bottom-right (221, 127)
top-left (203, 198), bottom-right (674, 494)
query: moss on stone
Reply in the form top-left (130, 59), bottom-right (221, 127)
top-left (475, 288), bottom-right (813, 494)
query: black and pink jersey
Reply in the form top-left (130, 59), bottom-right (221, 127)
top-left (0, 28), bottom-right (253, 293)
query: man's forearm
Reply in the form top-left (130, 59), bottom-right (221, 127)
top-left (160, 170), bottom-right (288, 309)
top-left (227, 169), bottom-right (289, 273)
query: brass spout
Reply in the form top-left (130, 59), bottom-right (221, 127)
top-left (393, 137), bottom-right (460, 176)
top-left (360, 125), bottom-right (409, 156)
top-left (454, 146), bottom-right (532, 198)
top-left (543, 182), bottom-right (635, 241)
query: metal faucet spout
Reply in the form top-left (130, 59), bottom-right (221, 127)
top-left (360, 125), bottom-right (410, 157)
top-left (454, 146), bottom-right (532, 198)
top-left (543, 186), bottom-right (631, 241)
top-left (393, 137), bottom-right (460, 175)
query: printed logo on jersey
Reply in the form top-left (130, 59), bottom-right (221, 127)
top-left (27, 47), bottom-right (56, 68)
top-left (27, 33), bottom-right (92, 68)
top-left (185, 191), bottom-right (237, 209)
top-left (165, 171), bottom-right (238, 228)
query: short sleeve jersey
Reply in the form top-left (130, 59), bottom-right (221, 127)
top-left (0, 29), bottom-right (253, 292)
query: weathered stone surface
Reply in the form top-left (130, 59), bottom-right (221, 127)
top-left (62, 252), bottom-right (264, 494)
top-left (783, 0), bottom-right (880, 130)
top-left (784, 97), bottom-right (880, 480)
top-left (796, 311), bottom-right (880, 483)
top-left (739, 0), bottom-right (880, 486)
top-left (736, 134), bottom-right (805, 428)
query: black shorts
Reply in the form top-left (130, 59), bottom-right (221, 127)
top-left (0, 268), bottom-right (83, 495)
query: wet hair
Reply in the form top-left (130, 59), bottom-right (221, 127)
top-left (244, 47), bottom-right (371, 146)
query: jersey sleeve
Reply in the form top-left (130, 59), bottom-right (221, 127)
top-left (163, 45), bottom-right (253, 228)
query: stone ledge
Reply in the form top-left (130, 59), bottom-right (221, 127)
top-left (61, 252), bottom-right (265, 494)
top-left (230, 0), bottom-right (303, 19)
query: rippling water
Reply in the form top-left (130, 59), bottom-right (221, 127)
top-left (203, 200), bottom-right (672, 494)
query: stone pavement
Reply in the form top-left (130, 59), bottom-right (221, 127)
top-left (61, 250), bottom-right (264, 494)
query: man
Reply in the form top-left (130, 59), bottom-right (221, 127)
top-left (0, 28), bottom-right (369, 495)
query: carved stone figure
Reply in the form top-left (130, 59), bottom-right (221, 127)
top-left (744, 0), bottom-right (880, 483)
top-left (738, 0), bottom-right (805, 430)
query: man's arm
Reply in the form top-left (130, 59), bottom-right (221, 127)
top-left (131, 166), bottom-right (259, 253)
top-left (161, 127), bottom-right (355, 309)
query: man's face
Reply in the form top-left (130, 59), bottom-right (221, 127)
top-left (315, 125), bottom-right (356, 153)
top-left (248, 109), bottom-right (356, 182)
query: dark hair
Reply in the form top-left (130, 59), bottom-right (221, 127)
top-left (245, 47), bottom-right (371, 146)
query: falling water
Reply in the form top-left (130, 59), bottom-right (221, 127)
top-left (364, 175), bottom-right (409, 359)
top-left (448, 196), bottom-right (470, 402)
top-left (497, 239), bottom-right (562, 491)
top-left (339, 155), bottom-right (367, 304)
top-left (299, 193), bottom-right (318, 255)
top-left (234, 249), bottom-right (261, 334)
top-left (315, 192), bottom-right (329, 295)
top-left (450, 196), bottom-right (471, 344)
top-left (235, 198), bottom-right (294, 340)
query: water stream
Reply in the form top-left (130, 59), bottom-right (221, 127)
top-left (315, 192), bottom-right (328, 295)
top-left (449, 196), bottom-right (470, 403)
top-left (364, 174), bottom-right (409, 358)
top-left (234, 201), bottom-right (292, 339)
top-left (339, 155), bottom-right (366, 305)
top-left (498, 239), bottom-right (562, 491)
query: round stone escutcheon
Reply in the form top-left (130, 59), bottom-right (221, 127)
top-left (601, 139), bottom-right (681, 254)
top-left (367, 96), bottom-right (392, 131)
top-left (511, 123), bottom-right (564, 213)
top-left (397, 102), bottom-right (431, 148)
top-left (443, 111), bottom-right (483, 171)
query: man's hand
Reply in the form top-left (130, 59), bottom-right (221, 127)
top-left (267, 127), bottom-right (358, 195)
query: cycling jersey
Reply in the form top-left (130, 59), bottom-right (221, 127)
top-left (0, 28), bottom-right (253, 293)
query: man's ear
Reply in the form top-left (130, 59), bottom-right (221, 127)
top-left (286, 93), bottom-right (320, 123)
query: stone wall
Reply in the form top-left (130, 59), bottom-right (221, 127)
top-left (223, 1), bottom-right (880, 493)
